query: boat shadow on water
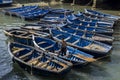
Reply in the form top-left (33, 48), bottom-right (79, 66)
top-left (22, 69), bottom-right (86, 80)
top-left (10, 58), bottom-right (70, 80)
top-left (72, 62), bottom-right (111, 78)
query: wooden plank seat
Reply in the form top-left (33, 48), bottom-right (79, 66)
top-left (74, 54), bottom-right (96, 62)
top-left (75, 26), bottom-right (79, 29)
top-left (19, 50), bottom-right (34, 59)
top-left (29, 31), bottom-right (39, 35)
top-left (52, 60), bottom-right (66, 68)
top-left (38, 41), bottom-right (46, 45)
top-left (87, 24), bottom-right (90, 27)
top-left (18, 32), bottom-right (28, 36)
top-left (43, 62), bottom-right (60, 71)
top-left (12, 47), bottom-right (25, 54)
top-left (54, 49), bottom-right (60, 54)
top-left (79, 23), bottom-right (82, 26)
top-left (84, 44), bottom-right (106, 51)
top-left (82, 34), bottom-right (85, 38)
top-left (55, 34), bottom-right (63, 38)
top-left (13, 30), bottom-right (26, 34)
top-left (36, 62), bottom-right (43, 67)
top-left (27, 55), bottom-right (43, 65)
top-left (37, 60), bottom-right (50, 68)
top-left (73, 32), bottom-right (77, 35)
top-left (19, 33), bottom-right (31, 37)
top-left (46, 65), bottom-right (54, 70)
top-left (73, 39), bottom-right (80, 45)
top-left (64, 36), bottom-right (71, 41)
top-left (40, 60), bottom-right (50, 68)
top-left (44, 44), bottom-right (54, 50)
top-left (33, 59), bottom-right (61, 71)
top-left (92, 36), bottom-right (111, 41)
top-left (29, 31), bottom-right (47, 37)
top-left (52, 67), bottom-right (59, 72)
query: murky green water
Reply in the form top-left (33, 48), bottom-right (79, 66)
top-left (0, 1), bottom-right (120, 80)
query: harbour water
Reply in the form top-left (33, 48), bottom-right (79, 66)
top-left (0, 1), bottom-right (120, 80)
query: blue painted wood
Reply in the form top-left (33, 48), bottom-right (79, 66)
top-left (0, 0), bottom-right (12, 5)
top-left (3, 6), bottom-right (49, 20)
top-left (33, 36), bottom-right (95, 66)
top-left (59, 26), bottom-right (114, 44)
top-left (8, 42), bottom-right (72, 76)
top-left (50, 29), bottom-right (112, 58)
top-left (4, 28), bottom-right (50, 46)
top-left (84, 9), bottom-right (120, 20)
top-left (66, 23), bottom-right (113, 36)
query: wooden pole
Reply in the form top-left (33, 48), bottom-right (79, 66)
top-left (71, 0), bottom-right (75, 6)
top-left (92, 0), bottom-right (96, 10)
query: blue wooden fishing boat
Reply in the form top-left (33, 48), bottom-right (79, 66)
top-left (3, 6), bottom-right (49, 20)
top-left (43, 13), bottom-right (65, 19)
top-left (76, 11), bottom-right (116, 23)
top-left (32, 36), bottom-right (96, 67)
top-left (21, 23), bottom-right (52, 32)
top-left (19, 9), bottom-right (49, 20)
top-left (67, 18), bottom-right (114, 29)
top-left (50, 29), bottom-right (112, 58)
top-left (40, 17), bottom-right (65, 24)
top-left (66, 22), bottom-right (113, 36)
top-left (3, 5), bottom-right (38, 16)
top-left (0, 0), bottom-right (12, 6)
top-left (4, 28), bottom-right (50, 45)
top-left (21, 22), bottom-right (66, 32)
top-left (84, 9), bottom-right (120, 20)
top-left (50, 8), bottom-right (74, 14)
top-left (73, 12), bottom-right (115, 26)
top-left (8, 42), bottom-right (72, 76)
top-left (40, 8), bottom-right (73, 19)
top-left (59, 26), bottom-right (114, 44)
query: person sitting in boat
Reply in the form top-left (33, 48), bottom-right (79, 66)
top-left (60, 38), bottom-right (67, 56)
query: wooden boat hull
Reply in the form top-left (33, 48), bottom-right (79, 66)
top-left (3, 6), bottom-right (38, 16)
top-left (50, 29), bottom-right (112, 58)
top-left (19, 9), bottom-right (49, 20)
top-left (33, 36), bottom-right (95, 67)
top-left (58, 56), bottom-right (89, 67)
top-left (84, 9), bottom-right (120, 20)
top-left (4, 29), bottom-right (50, 46)
top-left (21, 23), bottom-right (67, 33)
top-left (3, 6), bottom-right (49, 20)
top-left (59, 26), bottom-right (114, 45)
top-left (66, 23), bottom-right (113, 36)
top-left (0, 3), bottom-right (12, 7)
top-left (0, 0), bottom-right (12, 7)
top-left (13, 57), bottom-right (71, 76)
top-left (67, 19), bottom-right (114, 30)
top-left (77, 12), bottom-right (116, 23)
top-left (74, 13), bottom-right (114, 27)
top-left (8, 42), bottom-right (72, 76)
top-left (50, 8), bottom-right (74, 14)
